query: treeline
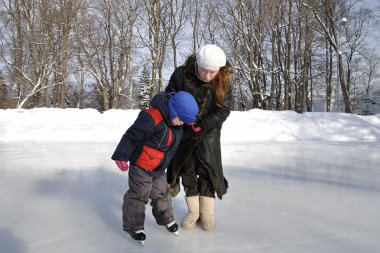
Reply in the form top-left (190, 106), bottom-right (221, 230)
top-left (0, 0), bottom-right (379, 113)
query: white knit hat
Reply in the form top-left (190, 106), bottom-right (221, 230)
top-left (196, 44), bottom-right (226, 71)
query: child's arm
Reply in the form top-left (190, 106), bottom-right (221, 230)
top-left (111, 110), bottom-right (156, 162)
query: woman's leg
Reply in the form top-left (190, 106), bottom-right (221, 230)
top-left (180, 155), bottom-right (201, 228)
top-left (181, 155), bottom-right (199, 197)
top-left (197, 165), bottom-right (216, 231)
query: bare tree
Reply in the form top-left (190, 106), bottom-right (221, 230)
top-left (343, 7), bottom-right (372, 101)
top-left (1, 0), bottom-right (378, 113)
top-left (1, 0), bottom-right (56, 108)
top-left (324, 39), bottom-right (335, 112)
top-left (213, 0), bottom-right (262, 109)
top-left (167, 0), bottom-right (188, 69)
top-left (188, 0), bottom-right (203, 52)
top-left (0, 71), bottom-right (7, 108)
top-left (301, 0), bottom-right (353, 112)
top-left (295, 4), bottom-right (315, 112)
top-left (360, 50), bottom-right (379, 97)
top-left (50, 0), bottom-right (83, 108)
top-left (74, 0), bottom-right (138, 111)
top-left (267, 0), bottom-right (282, 110)
top-left (136, 0), bottom-right (171, 96)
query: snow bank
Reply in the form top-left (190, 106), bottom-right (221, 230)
top-left (0, 108), bottom-right (379, 143)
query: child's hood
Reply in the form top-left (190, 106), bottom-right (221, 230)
top-left (150, 92), bottom-right (170, 122)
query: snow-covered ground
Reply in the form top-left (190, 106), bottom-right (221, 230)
top-left (0, 108), bottom-right (379, 253)
top-left (0, 108), bottom-right (379, 143)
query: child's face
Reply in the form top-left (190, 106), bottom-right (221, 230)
top-left (171, 116), bottom-right (184, 126)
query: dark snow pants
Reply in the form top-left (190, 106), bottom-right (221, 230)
top-left (122, 164), bottom-right (175, 233)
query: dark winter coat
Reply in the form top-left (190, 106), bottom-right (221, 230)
top-left (111, 93), bottom-right (182, 173)
top-left (165, 55), bottom-right (234, 199)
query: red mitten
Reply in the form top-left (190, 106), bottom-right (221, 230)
top-left (189, 122), bottom-right (201, 133)
top-left (115, 160), bottom-right (129, 172)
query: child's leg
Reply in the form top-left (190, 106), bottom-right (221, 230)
top-left (122, 165), bottom-right (153, 233)
top-left (149, 172), bottom-right (175, 226)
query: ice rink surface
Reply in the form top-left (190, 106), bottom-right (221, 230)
top-left (1, 141), bottom-right (379, 253)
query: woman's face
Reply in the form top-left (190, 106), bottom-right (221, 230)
top-left (197, 66), bottom-right (219, 82)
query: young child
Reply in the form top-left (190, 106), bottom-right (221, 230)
top-left (111, 91), bottom-right (199, 245)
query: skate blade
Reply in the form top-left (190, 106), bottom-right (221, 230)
top-left (129, 237), bottom-right (145, 246)
top-left (164, 227), bottom-right (179, 236)
top-left (133, 239), bottom-right (145, 246)
top-left (137, 240), bottom-right (145, 246)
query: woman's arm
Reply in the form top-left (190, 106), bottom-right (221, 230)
top-left (199, 86), bottom-right (232, 131)
top-left (165, 67), bottom-right (184, 93)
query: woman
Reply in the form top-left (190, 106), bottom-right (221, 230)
top-left (165, 44), bottom-right (234, 231)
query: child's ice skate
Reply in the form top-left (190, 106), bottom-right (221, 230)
top-left (128, 229), bottom-right (146, 245)
top-left (165, 221), bottom-right (179, 236)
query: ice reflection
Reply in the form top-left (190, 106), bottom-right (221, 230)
top-left (223, 141), bottom-right (380, 192)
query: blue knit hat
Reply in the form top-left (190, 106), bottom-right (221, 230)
top-left (168, 91), bottom-right (199, 124)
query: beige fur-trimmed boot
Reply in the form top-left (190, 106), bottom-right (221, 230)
top-left (199, 196), bottom-right (216, 231)
top-left (181, 196), bottom-right (200, 229)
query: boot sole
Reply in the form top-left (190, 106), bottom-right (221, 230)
top-left (202, 225), bottom-right (216, 231)
top-left (181, 223), bottom-right (197, 229)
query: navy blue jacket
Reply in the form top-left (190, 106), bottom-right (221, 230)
top-left (111, 93), bottom-right (182, 172)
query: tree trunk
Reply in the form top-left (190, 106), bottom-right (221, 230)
top-left (284, 0), bottom-right (293, 110)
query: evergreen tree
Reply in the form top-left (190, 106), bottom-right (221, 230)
top-left (137, 65), bottom-right (152, 110)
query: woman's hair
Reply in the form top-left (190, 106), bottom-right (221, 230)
top-left (212, 65), bottom-right (231, 107)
